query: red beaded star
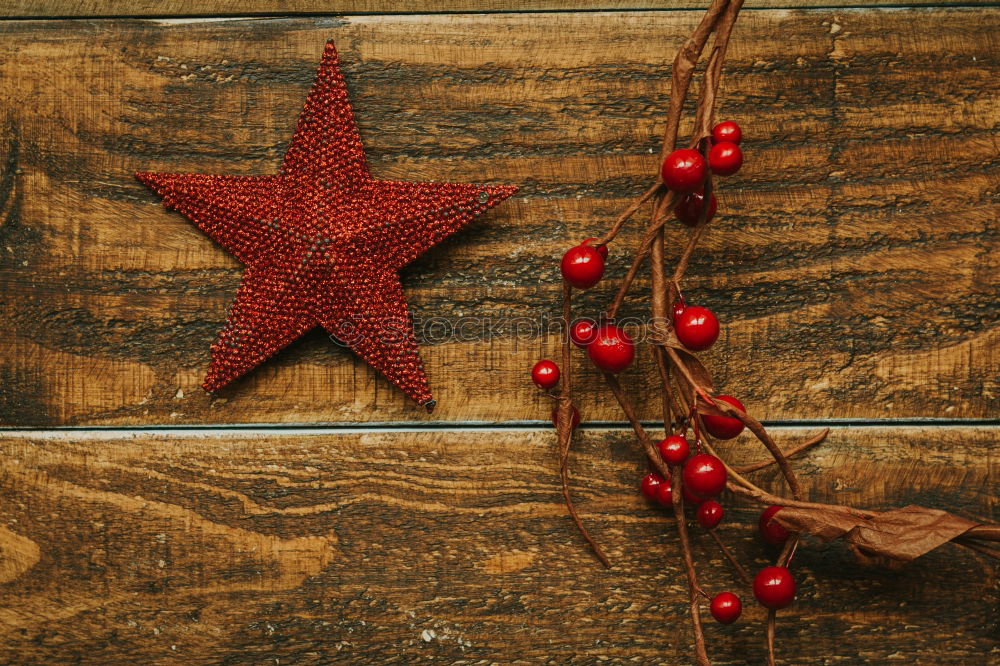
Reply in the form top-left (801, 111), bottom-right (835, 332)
top-left (137, 41), bottom-right (517, 409)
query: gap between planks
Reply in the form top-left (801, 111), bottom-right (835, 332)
top-left (0, 418), bottom-right (997, 438)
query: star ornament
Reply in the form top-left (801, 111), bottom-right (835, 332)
top-left (137, 42), bottom-right (516, 410)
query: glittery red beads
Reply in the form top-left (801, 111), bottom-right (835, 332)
top-left (709, 141), bottom-right (743, 176)
top-left (759, 505), bottom-right (790, 546)
top-left (659, 435), bottom-right (691, 466)
top-left (136, 41), bottom-right (517, 408)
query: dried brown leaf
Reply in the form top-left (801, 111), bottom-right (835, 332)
top-left (671, 348), bottom-right (714, 394)
top-left (774, 505), bottom-right (981, 561)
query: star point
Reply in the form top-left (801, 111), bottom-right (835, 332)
top-left (138, 41), bottom-right (516, 406)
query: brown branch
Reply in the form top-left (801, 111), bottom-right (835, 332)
top-left (603, 373), bottom-right (670, 479)
top-left (595, 181), bottom-right (662, 246)
top-left (766, 610), bottom-right (777, 666)
top-left (700, 396), bottom-right (804, 500)
top-left (653, 346), bottom-right (683, 434)
top-left (556, 280), bottom-right (611, 568)
top-left (659, 0), bottom-right (732, 158)
top-left (726, 481), bottom-right (875, 519)
top-left (734, 428), bottom-right (830, 474)
top-left (966, 525), bottom-right (1000, 541)
top-left (605, 192), bottom-right (677, 319)
top-left (671, 470), bottom-right (711, 666)
top-left (708, 529), bottom-right (752, 585)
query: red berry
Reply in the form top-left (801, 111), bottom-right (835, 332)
top-left (658, 435), bottom-right (691, 466)
top-left (641, 472), bottom-right (665, 502)
top-left (569, 318), bottom-right (597, 348)
top-left (661, 148), bottom-right (707, 193)
top-left (531, 360), bottom-right (560, 390)
top-left (682, 453), bottom-right (727, 497)
top-left (655, 476), bottom-right (675, 506)
top-left (551, 405), bottom-right (580, 430)
top-left (674, 305), bottom-right (719, 351)
top-left (582, 237), bottom-right (608, 259)
top-left (710, 592), bottom-right (742, 624)
top-left (697, 499), bottom-right (724, 529)
top-left (672, 299), bottom-right (687, 320)
top-left (702, 394), bottom-right (746, 440)
top-left (561, 244), bottom-right (605, 289)
top-left (683, 483), bottom-right (707, 506)
top-left (587, 323), bottom-right (635, 373)
top-left (753, 566), bottom-right (796, 610)
top-left (674, 190), bottom-right (718, 227)
top-left (759, 505), bottom-right (790, 546)
top-left (712, 121), bottom-right (742, 145)
top-left (709, 141), bottom-right (743, 176)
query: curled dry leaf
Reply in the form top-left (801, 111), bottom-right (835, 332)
top-left (670, 348), bottom-right (715, 394)
top-left (773, 505), bottom-right (982, 561)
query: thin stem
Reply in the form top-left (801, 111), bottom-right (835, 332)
top-left (708, 529), bottom-right (752, 585)
top-left (595, 181), bottom-right (662, 246)
top-left (966, 525), bottom-right (1000, 541)
top-left (766, 610), bottom-right (777, 666)
top-left (556, 280), bottom-right (611, 568)
top-left (653, 346), bottom-right (683, 435)
top-left (671, 468), bottom-right (711, 666)
top-left (603, 373), bottom-right (670, 479)
top-left (734, 429), bottom-right (829, 474)
top-left (605, 192), bottom-right (677, 319)
top-left (726, 482), bottom-right (875, 519)
top-left (659, 0), bottom-right (732, 159)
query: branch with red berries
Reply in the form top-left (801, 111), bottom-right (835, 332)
top-left (530, 0), bottom-right (1000, 663)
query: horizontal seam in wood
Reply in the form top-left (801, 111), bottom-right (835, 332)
top-left (0, 418), bottom-right (998, 437)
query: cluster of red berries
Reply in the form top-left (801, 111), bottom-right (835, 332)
top-left (642, 441), bottom-right (796, 620)
top-left (640, 442), bottom-right (727, 508)
top-left (661, 121), bottom-right (742, 227)
top-left (536, 120), bottom-right (797, 622)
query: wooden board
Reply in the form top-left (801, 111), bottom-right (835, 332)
top-left (0, 425), bottom-right (994, 663)
top-left (5, 0), bottom-right (998, 18)
top-left (1, 10), bottom-right (998, 425)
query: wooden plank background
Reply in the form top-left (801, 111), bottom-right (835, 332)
top-left (0, 426), bottom-right (995, 663)
top-left (0, 2), bottom-right (997, 664)
top-left (0, 9), bottom-right (997, 425)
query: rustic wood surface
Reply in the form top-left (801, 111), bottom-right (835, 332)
top-left (5, 0), bottom-right (998, 17)
top-left (1, 5), bottom-right (997, 663)
top-left (0, 426), bottom-right (995, 664)
top-left (0, 9), bottom-right (998, 425)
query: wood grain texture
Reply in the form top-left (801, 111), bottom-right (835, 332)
top-left (0, 10), bottom-right (998, 425)
top-left (0, 425), bottom-right (995, 664)
top-left (6, 0), bottom-right (999, 18)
